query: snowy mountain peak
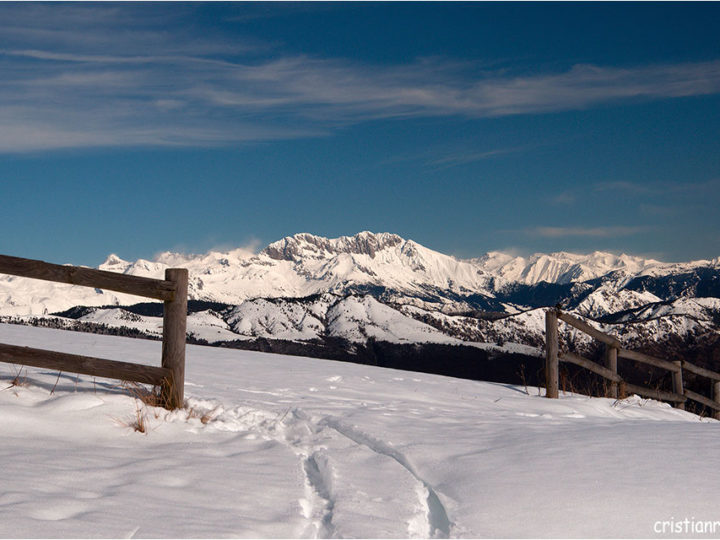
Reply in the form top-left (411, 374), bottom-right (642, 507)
top-left (99, 254), bottom-right (130, 271)
top-left (472, 250), bottom-right (668, 286)
top-left (263, 231), bottom-right (404, 261)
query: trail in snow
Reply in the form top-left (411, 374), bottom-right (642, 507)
top-left (322, 416), bottom-right (452, 538)
top-left (180, 401), bottom-right (443, 538)
top-left (302, 452), bottom-right (335, 538)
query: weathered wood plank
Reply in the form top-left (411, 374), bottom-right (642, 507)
top-left (618, 348), bottom-right (681, 373)
top-left (545, 309), bottom-right (559, 399)
top-left (672, 361), bottom-right (685, 410)
top-left (161, 268), bottom-right (188, 409)
top-left (684, 389), bottom-right (720, 411)
top-left (556, 311), bottom-right (622, 348)
top-left (0, 254), bottom-right (176, 301)
top-left (560, 351), bottom-right (624, 383)
top-left (621, 382), bottom-right (686, 403)
top-left (605, 345), bottom-right (619, 398)
top-left (682, 360), bottom-right (720, 381)
top-left (714, 382), bottom-right (720, 421)
top-left (0, 343), bottom-right (170, 386)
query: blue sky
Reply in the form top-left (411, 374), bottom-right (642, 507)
top-left (1, 2), bottom-right (719, 265)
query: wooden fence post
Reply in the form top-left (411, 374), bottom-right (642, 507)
top-left (605, 345), bottom-right (618, 399)
top-left (714, 381), bottom-right (720, 421)
top-left (672, 361), bottom-right (685, 411)
top-left (161, 268), bottom-right (188, 409)
top-left (545, 309), bottom-right (559, 399)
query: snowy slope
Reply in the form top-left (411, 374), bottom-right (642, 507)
top-left (225, 293), bottom-right (462, 345)
top-left (575, 288), bottom-right (663, 319)
top-left (1, 323), bottom-right (718, 538)
top-left (4, 294), bottom-right (471, 348)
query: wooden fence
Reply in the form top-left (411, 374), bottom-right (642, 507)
top-left (545, 308), bottom-right (720, 420)
top-left (0, 254), bottom-right (188, 409)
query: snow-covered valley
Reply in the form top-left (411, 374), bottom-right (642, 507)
top-left (1, 323), bottom-right (719, 538)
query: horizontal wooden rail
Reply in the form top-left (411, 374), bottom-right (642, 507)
top-left (682, 360), bottom-right (720, 382)
top-left (617, 348), bottom-right (681, 373)
top-left (621, 382), bottom-right (687, 404)
top-left (560, 351), bottom-right (623, 383)
top-left (0, 343), bottom-right (170, 386)
top-left (556, 311), bottom-right (622, 348)
top-left (683, 389), bottom-right (720, 411)
top-left (0, 254), bottom-right (176, 301)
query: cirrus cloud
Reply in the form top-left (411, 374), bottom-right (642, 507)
top-left (526, 226), bottom-right (652, 238)
top-left (2, 4), bottom-right (720, 152)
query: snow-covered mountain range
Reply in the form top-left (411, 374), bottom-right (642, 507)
top-left (1, 231), bottom-right (719, 362)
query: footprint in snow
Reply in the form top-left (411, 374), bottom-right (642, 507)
top-left (30, 501), bottom-right (88, 521)
top-left (74, 491), bottom-right (102, 500)
top-left (37, 394), bottom-right (104, 412)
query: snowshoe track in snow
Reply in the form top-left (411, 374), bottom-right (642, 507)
top-left (321, 416), bottom-right (452, 538)
top-left (301, 452), bottom-right (336, 538)
top-left (178, 399), bottom-right (452, 538)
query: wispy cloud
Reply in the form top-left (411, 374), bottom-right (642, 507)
top-left (593, 181), bottom-right (652, 194)
top-left (2, 4), bottom-right (720, 152)
top-left (638, 203), bottom-right (681, 217)
top-left (427, 147), bottom-right (520, 169)
top-left (175, 56), bottom-right (720, 121)
top-left (527, 226), bottom-right (651, 238)
top-left (594, 179), bottom-right (720, 195)
top-left (548, 191), bottom-right (577, 205)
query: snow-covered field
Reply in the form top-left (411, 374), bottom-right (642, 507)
top-left (1, 323), bottom-right (719, 538)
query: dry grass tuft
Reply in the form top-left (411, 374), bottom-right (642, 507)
top-left (3, 365), bottom-right (29, 391)
top-left (130, 402), bottom-right (148, 433)
top-left (116, 381), bottom-right (219, 433)
top-left (185, 407), bottom-right (215, 424)
top-left (120, 381), bottom-right (164, 408)
top-left (112, 399), bottom-right (150, 434)
top-left (114, 381), bottom-right (163, 433)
